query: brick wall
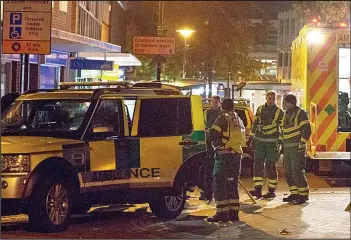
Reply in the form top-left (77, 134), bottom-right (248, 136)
top-left (52, 1), bottom-right (73, 33)
top-left (11, 61), bottom-right (21, 92)
top-left (71, 1), bottom-right (78, 33)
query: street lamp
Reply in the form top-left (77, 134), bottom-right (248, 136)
top-left (176, 29), bottom-right (195, 79)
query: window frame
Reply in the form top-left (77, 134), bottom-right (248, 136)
top-left (59, 1), bottom-right (68, 13)
top-left (85, 98), bottom-right (125, 140)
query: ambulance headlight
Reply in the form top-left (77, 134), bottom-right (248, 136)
top-left (1, 154), bottom-right (30, 173)
top-left (308, 30), bottom-right (323, 44)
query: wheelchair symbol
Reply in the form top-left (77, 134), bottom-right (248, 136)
top-left (10, 27), bottom-right (22, 39)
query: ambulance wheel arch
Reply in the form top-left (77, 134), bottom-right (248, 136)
top-left (23, 157), bottom-right (80, 208)
top-left (148, 151), bottom-right (205, 219)
top-left (20, 156), bottom-right (80, 232)
top-left (173, 151), bottom-right (206, 189)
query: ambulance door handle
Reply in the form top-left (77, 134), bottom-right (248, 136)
top-left (179, 141), bottom-right (198, 146)
top-left (106, 136), bottom-right (119, 140)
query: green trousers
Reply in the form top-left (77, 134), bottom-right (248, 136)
top-left (283, 146), bottom-right (309, 196)
top-left (253, 140), bottom-right (279, 190)
top-left (212, 153), bottom-right (241, 214)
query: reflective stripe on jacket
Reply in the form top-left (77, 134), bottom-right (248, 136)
top-left (281, 106), bottom-right (311, 145)
top-left (250, 104), bottom-right (284, 142)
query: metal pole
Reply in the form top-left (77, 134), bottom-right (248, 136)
top-left (24, 54), bottom-right (29, 91)
top-left (182, 36), bottom-right (187, 79)
top-left (20, 54), bottom-right (29, 93)
top-left (20, 54), bottom-right (25, 93)
top-left (156, 1), bottom-right (164, 82)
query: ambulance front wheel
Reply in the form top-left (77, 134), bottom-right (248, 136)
top-left (27, 174), bottom-right (74, 232)
top-left (148, 185), bottom-right (186, 220)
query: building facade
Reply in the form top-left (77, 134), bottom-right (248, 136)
top-left (1, 1), bottom-right (136, 96)
top-left (277, 10), bottom-right (304, 81)
top-left (247, 19), bottom-right (279, 80)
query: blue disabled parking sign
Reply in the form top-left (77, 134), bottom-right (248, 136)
top-left (10, 13), bottom-right (22, 25)
top-left (9, 27), bottom-right (22, 39)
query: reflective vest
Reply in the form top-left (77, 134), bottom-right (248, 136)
top-left (250, 104), bottom-right (284, 142)
top-left (211, 112), bottom-right (245, 154)
top-left (281, 106), bottom-right (311, 147)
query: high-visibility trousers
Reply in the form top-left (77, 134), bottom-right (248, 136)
top-left (213, 152), bottom-right (241, 214)
top-left (283, 145), bottom-right (309, 197)
top-left (253, 140), bottom-right (279, 190)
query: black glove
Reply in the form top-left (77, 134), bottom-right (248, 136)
top-left (246, 135), bottom-right (254, 147)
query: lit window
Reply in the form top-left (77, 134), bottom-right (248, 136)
top-left (1, 1), bottom-right (3, 21)
top-left (59, 1), bottom-right (68, 12)
top-left (338, 48), bottom-right (351, 132)
top-left (52, 1), bottom-right (54, 8)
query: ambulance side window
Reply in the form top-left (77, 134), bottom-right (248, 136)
top-left (89, 99), bottom-right (124, 139)
top-left (138, 98), bottom-right (193, 137)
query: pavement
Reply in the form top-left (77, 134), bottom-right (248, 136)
top-left (1, 173), bottom-right (351, 239)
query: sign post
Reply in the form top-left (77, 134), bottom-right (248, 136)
top-left (2, 1), bottom-right (52, 92)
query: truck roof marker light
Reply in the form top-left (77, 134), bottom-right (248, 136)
top-left (340, 22), bottom-right (348, 27)
top-left (308, 30), bottom-right (323, 44)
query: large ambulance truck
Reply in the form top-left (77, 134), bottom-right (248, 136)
top-left (290, 21), bottom-right (350, 173)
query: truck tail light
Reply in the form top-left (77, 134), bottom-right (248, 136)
top-left (316, 145), bottom-right (327, 151)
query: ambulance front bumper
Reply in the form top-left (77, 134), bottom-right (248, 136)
top-left (1, 174), bottom-right (28, 199)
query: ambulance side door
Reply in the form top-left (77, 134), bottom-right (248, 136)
top-left (82, 97), bottom-right (127, 188)
top-left (131, 96), bottom-right (193, 187)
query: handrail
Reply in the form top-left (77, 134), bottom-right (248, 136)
top-left (310, 102), bottom-right (318, 153)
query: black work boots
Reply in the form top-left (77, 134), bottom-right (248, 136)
top-left (207, 211), bottom-right (240, 222)
top-left (228, 210), bottom-right (239, 222)
top-left (207, 212), bottom-right (229, 222)
top-left (262, 189), bottom-right (276, 198)
top-left (250, 187), bottom-right (277, 199)
top-left (283, 194), bottom-right (309, 204)
top-left (249, 187), bottom-right (262, 198)
top-left (295, 195), bottom-right (309, 204)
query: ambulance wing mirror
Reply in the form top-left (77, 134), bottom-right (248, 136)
top-left (235, 81), bottom-right (246, 91)
top-left (93, 124), bottom-right (114, 133)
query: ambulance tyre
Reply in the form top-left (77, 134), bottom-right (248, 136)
top-left (27, 174), bottom-right (73, 232)
top-left (149, 185), bottom-right (186, 220)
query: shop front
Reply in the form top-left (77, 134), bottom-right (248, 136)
top-left (39, 50), bottom-right (70, 89)
top-left (75, 52), bottom-right (141, 82)
top-left (1, 54), bottom-right (39, 95)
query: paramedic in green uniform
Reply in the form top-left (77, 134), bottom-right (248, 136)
top-left (281, 94), bottom-right (311, 204)
top-left (247, 91), bottom-right (284, 198)
top-left (207, 98), bottom-right (246, 222)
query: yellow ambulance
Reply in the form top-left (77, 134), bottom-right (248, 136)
top-left (1, 86), bottom-right (206, 232)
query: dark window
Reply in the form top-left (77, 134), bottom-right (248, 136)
top-left (138, 98), bottom-right (193, 137)
top-left (278, 52), bottom-right (283, 67)
top-left (284, 53), bottom-right (289, 67)
top-left (90, 99), bottom-right (124, 138)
